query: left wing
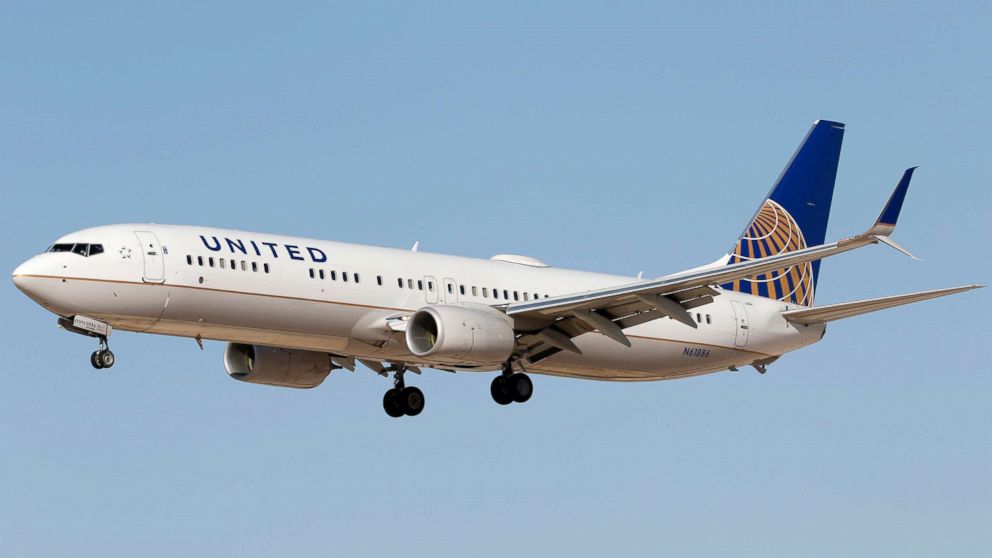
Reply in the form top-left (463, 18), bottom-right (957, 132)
top-left (506, 169), bottom-right (918, 363)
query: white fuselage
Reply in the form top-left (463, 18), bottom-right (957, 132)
top-left (12, 224), bottom-right (826, 381)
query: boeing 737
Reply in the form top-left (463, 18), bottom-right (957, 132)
top-left (11, 120), bottom-right (982, 417)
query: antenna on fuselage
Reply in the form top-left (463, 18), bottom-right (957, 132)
top-left (411, 241), bottom-right (419, 252)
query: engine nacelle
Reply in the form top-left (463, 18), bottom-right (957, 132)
top-left (224, 343), bottom-right (332, 389)
top-left (405, 304), bottom-right (515, 365)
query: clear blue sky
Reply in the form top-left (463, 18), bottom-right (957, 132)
top-left (2, 3), bottom-right (989, 556)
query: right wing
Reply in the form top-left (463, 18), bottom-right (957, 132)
top-left (781, 285), bottom-right (983, 325)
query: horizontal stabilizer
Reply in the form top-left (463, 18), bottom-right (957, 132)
top-left (782, 285), bottom-right (983, 325)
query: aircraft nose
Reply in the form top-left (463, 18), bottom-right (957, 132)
top-left (11, 256), bottom-right (52, 302)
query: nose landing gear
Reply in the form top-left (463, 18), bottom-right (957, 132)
top-left (90, 337), bottom-right (115, 369)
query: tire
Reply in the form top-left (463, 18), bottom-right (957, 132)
top-left (401, 387), bottom-right (425, 416)
top-left (490, 375), bottom-right (513, 405)
top-left (98, 349), bottom-right (115, 369)
top-left (509, 373), bottom-right (533, 403)
top-left (90, 351), bottom-right (104, 369)
top-left (383, 388), bottom-right (404, 418)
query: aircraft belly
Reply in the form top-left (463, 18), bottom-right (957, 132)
top-left (158, 286), bottom-right (354, 351)
top-left (529, 333), bottom-right (760, 381)
top-left (33, 275), bottom-right (169, 332)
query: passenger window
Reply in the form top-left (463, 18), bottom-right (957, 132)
top-left (309, 269), bottom-right (315, 279)
top-left (503, 289), bottom-right (509, 300)
top-left (447, 283), bottom-right (453, 294)
top-left (219, 258), bottom-right (225, 269)
top-left (241, 261), bottom-right (247, 271)
top-left (428, 281), bottom-right (434, 291)
top-left (696, 313), bottom-right (701, 323)
top-left (88, 244), bottom-right (104, 256)
top-left (513, 291), bottom-right (519, 301)
top-left (331, 271), bottom-right (337, 281)
top-left (705, 314), bottom-right (711, 324)
top-left (472, 286), bottom-right (478, 296)
top-left (186, 255), bottom-right (192, 265)
top-left (459, 285), bottom-right (465, 295)
top-left (208, 257), bottom-right (214, 267)
top-left (198, 256), bottom-right (204, 266)
top-left (355, 273), bottom-right (360, 283)
top-left (398, 278), bottom-right (404, 288)
top-left (342, 272), bottom-right (349, 282)
top-left (377, 275), bottom-right (383, 286)
top-left (407, 279), bottom-right (413, 289)
top-left (319, 270), bottom-right (325, 280)
top-left (252, 262), bottom-right (258, 272)
top-left (417, 280), bottom-right (423, 291)
top-left (482, 287), bottom-right (489, 297)
top-left (524, 292), bottom-right (530, 301)
top-left (493, 289), bottom-right (499, 300)
top-left (263, 263), bottom-right (270, 273)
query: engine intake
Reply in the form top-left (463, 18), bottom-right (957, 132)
top-left (224, 343), bottom-right (332, 389)
top-left (405, 304), bottom-right (515, 365)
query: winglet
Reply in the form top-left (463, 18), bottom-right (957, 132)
top-left (874, 167), bottom-right (917, 229)
top-left (862, 167), bottom-right (918, 257)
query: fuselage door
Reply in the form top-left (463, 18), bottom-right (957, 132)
top-left (731, 300), bottom-right (749, 347)
top-left (442, 278), bottom-right (458, 303)
top-left (134, 231), bottom-right (165, 283)
top-left (424, 276), bottom-right (439, 304)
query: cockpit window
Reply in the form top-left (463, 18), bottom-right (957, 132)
top-left (48, 243), bottom-right (105, 257)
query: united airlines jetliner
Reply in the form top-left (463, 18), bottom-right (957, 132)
top-left (11, 120), bottom-right (982, 417)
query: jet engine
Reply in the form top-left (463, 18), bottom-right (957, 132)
top-left (405, 304), bottom-right (515, 365)
top-left (224, 343), bottom-right (332, 389)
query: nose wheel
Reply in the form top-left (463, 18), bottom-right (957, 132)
top-left (382, 366), bottom-right (425, 417)
top-left (89, 337), bottom-right (115, 369)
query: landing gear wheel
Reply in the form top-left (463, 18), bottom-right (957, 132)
top-left (98, 349), bottom-right (115, 369)
top-left (401, 387), bottom-right (425, 416)
top-left (90, 351), bottom-right (104, 369)
top-left (383, 388), bottom-right (404, 418)
top-left (508, 373), bottom-right (533, 403)
top-left (490, 375), bottom-right (513, 405)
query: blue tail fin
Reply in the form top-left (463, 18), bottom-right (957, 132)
top-left (720, 119), bottom-right (845, 306)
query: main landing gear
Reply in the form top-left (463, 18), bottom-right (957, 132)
top-left (382, 366), bottom-right (425, 418)
top-left (491, 362), bottom-right (533, 406)
top-left (90, 336), bottom-right (115, 370)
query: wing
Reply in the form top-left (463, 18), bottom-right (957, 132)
top-left (780, 285), bottom-right (983, 325)
top-left (506, 169), bottom-right (918, 364)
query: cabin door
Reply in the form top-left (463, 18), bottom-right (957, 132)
top-left (134, 231), bottom-right (165, 283)
top-left (731, 300), bottom-right (749, 347)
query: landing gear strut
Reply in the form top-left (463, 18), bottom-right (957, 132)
top-left (90, 336), bottom-right (115, 370)
top-left (382, 366), bottom-right (425, 418)
top-left (491, 361), bottom-right (532, 405)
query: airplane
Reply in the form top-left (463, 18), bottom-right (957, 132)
top-left (11, 119), bottom-right (982, 418)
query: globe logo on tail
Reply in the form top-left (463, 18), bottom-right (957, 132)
top-left (724, 199), bottom-right (814, 306)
